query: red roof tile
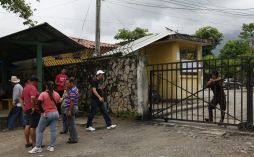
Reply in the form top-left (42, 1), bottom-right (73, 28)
top-left (70, 37), bottom-right (121, 49)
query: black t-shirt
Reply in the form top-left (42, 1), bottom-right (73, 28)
top-left (92, 79), bottom-right (102, 100)
top-left (210, 81), bottom-right (224, 97)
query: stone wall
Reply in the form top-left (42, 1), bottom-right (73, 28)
top-left (43, 55), bottom-right (141, 113)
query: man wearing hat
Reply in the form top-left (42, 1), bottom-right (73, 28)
top-left (86, 70), bottom-right (116, 131)
top-left (3, 76), bottom-right (26, 131)
top-left (20, 75), bottom-right (42, 148)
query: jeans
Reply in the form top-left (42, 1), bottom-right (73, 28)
top-left (8, 107), bottom-right (26, 129)
top-left (87, 100), bottom-right (112, 127)
top-left (66, 105), bottom-right (78, 142)
top-left (62, 114), bottom-right (68, 133)
top-left (36, 111), bottom-right (59, 148)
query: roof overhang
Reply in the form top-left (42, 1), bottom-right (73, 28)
top-left (0, 22), bottom-right (86, 62)
top-left (153, 34), bottom-right (215, 46)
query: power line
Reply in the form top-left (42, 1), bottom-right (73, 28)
top-left (104, 1), bottom-right (130, 30)
top-left (31, 15), bottom-right (238, 31)
top-left (107, 0), bottom-right (254, 17)
top-left (104, 2), bottom-right (242, 27)
top-left (78, 0), bottom-right (93, 40)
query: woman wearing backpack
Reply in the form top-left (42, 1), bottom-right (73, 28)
top-left (28, 81), bottom-right (61, 154)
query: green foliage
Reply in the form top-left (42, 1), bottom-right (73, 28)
top-left (1, 0), bottom-right (39, 27)
top-left (218, 40), bottom-right (250, 58)
top-left (239, 23), bottom-right (254, 53)
top-left (114, 27), bottom-right (153, 46)
top-left (193, 26), bottom-right (224, 57)
top-left (113, 111), bottom-right (142, 120)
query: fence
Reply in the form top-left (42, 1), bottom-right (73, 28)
top-left (149, 56), bottom-right (254, 130)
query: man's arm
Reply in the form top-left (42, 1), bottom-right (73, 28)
top-left (205, 81), bottom-right (212, 88)
top-left (20, 98), bottom-right (25, 111)
top-left (30, 96), bottom-right (36, 114)
top-left (55, 80), bottom-right (63, 86)
top-left (211, 77), bottom-right (222, 83)
top-left (92, 87), bottom-right (102, 99)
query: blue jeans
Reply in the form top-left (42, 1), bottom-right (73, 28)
top-left (8, 107), bottom-right (26, 129)
top-left (87, 100), bottom-right (112, 127)
top-left (36, 111), bottom-right (59, 148)
top-left (62, 114), bottom-right (68, 133)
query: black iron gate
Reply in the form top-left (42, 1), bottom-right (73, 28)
top-left (149, 57), bottom-right (254, 130)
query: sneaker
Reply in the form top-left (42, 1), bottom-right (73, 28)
top-left (86, 126), bottom-right (95, 131)
top-left (3, 128), bottom-right (11, 132)
top-left (28, 147), bottom-right (42, 154)
top-left (47, 146), bottom-right (54, 152)
top-left (107, 125), bottom-right (116, 130)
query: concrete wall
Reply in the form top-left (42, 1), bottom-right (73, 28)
top-left (12, 55), bottom-right (148, 119)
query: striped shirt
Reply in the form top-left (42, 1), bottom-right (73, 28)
top-left (64, 85), bottom-right (79, 107)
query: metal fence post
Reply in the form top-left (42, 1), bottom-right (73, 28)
top-left (247, 64), bottom-right (253, 130)
top-left (149, 71), bottom-right (153, 119)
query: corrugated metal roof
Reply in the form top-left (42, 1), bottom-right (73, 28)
top-left (103, 32), bottom-right (215, 56)
top-left (0, 22), bottom-right (86, 62)
top-left (102, 32), bottom-right (174, 56)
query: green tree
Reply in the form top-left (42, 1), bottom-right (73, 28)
top-left (193, 26), bottom-right (224, 57)
top-left (114, 27), bottom-right (153, 46)
top-left (1, 0), bottom-right (39, 27)
top-left (218, 39), bottom-right (250, 58)
top-left (239, 23), bottom-right (254, 53)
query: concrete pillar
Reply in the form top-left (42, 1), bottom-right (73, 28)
top-left (2, 52), bottom-right (7, 85)
top-left (137, 55), bottom-right (149, 120)
top-left (37, 44), bottom-right (42, 93)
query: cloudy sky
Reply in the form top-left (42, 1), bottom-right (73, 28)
top-left (0, 0), bottom-right (253, 56)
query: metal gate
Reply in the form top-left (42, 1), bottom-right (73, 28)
top-left (149, 57), bottom-right (254, 130)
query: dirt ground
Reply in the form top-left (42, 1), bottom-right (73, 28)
top-left (0, 115), bottom-right (254, 157)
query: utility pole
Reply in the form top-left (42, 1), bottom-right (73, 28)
top-left (95, 0), bottom-right (101, 56)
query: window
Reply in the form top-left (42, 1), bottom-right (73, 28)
top-left (180, 47), bottom-right (198, 75)
top-left (180, 47), bottom-right (197, 59)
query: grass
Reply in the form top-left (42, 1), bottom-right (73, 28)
top-left (111, 111), bottom-right (142, 120)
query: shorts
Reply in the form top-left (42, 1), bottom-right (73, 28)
top-left (25, 109), bottom-right (41, 128)
top-left (209, 95), bottom-right (226, 111)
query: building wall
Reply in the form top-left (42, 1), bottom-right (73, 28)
top-left (141, 41), bottom-right (202, 100)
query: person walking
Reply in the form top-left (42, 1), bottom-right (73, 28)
top-left (60, 86), bottom-right (69, 134)
top-left (20, 75), bottom-right (42, 148)
top-left (55, 68), bottom-right (68, 97)
top-left (64, 78), bottom-right (79, 143)
top-left (86, 70), bottom-right (116, 131)
top-left (28, 81), bottom-right (61, 154)
top-left (3, 76), bottom-right (26, 131)
top-left (205, 71), bottom-right (226, 123)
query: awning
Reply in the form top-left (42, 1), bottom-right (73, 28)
top-left (0, 22), bottom-right (86, 62)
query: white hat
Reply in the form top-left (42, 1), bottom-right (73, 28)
top-left (9, 76), bottom-right (20, 83)
top-left (96, 70), bottom-right (105, 75)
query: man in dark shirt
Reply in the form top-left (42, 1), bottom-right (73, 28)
top-left (205, 71), bottom-right (226, 123)
top-left (86, 70), bottom-right (116, 131)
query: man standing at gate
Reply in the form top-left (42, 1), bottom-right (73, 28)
top-left (86, 70), bottom-right (116, 131)
top-left (205, 71), bottom-right (226, 123)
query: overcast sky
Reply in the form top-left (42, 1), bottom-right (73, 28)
top-left (0, 0), bottom-right (254, 56)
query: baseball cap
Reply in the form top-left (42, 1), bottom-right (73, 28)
top-left (30, 75), bottom-right (42, 82)
top-left (96, 70), bottom-right (105, 75)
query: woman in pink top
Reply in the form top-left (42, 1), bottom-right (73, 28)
top-left (29, 81), bottom-right (61, 154)
top-left (55, 68), bottom-right (68, 97)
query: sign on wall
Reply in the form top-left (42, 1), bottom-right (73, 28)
top-left (181, 59), bottom-right (198, 73)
